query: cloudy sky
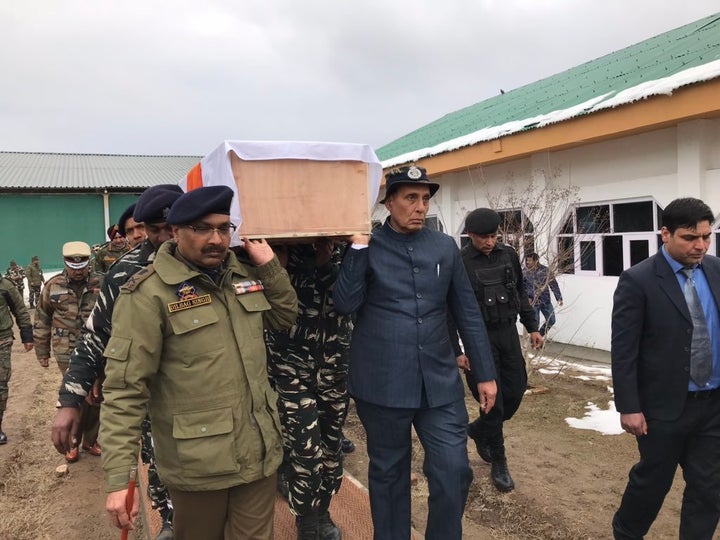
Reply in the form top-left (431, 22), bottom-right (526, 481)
top-left (1, 1), bottom-right (718, 157)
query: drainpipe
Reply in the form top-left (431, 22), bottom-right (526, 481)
top-left (103, 189), bottom-right (110, 236)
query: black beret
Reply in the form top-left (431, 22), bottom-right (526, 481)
top-left (166, 186), bottom-right (234, 225)
top-left (380, 166), bottom-right (439, 203)
top-left (117, 203), bottom-right (136, 237)
top-left (465, 208), bottom-right (501, 235)
top-left (134, 184), bottom-right (184, 224)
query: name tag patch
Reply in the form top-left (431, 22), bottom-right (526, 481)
top-left (168, 281), bottom-right (212, 312)
top-left (167, 294), bottom-right (212, 313)
top-left (234, 280), bottom-right (264, 295)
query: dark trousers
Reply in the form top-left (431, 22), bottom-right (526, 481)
top-left (466, 324), bottom-right (527, 456)
top-left (355, 397), bottom-right (472, 540)
top-left (168, 474), bottom-right (276, 540)
top-left (534, 302), bottom-right (556, 336)
top-left (613, 391), bottom-right (720, 540)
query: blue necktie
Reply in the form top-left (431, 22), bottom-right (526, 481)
top-left (682, 267), bottom-right (713, 387)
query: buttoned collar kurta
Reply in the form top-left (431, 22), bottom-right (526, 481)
top-left (334, 219), bottom-right (496, 408)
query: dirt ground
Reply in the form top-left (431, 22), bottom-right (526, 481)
top-left (0, 328), bottom-right (707, 540)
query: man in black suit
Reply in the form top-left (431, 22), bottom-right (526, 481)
top-left (612, 197), bottom-right (720, 539)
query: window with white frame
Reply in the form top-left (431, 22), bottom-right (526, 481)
top-left (461, 208), bottom-right (535, 260)
top-left (425, 215), bottom-right (444, 232)
top-left (556, 198), bottom-right (663, 276)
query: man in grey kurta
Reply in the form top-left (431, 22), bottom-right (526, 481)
top-left (334, 166), bottom-right (497, 540)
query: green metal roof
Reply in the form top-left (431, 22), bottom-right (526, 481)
top-left (377, 13), bottom-right (720, 165)
top-left (0, 152), bottom-right (201, 191)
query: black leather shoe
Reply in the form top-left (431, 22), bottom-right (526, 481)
top-left (155, 522), bottom-right (173, 540)
top-left (491, 459), bottom-right (515, 492)
top-left (296, 514), bottom-right (319, 540)
top-left (318, 511), bottom-right (342, 540)
top-left (277, 467), bottom-right (290, 500)
top-left (467, 423), bottom-right (492, 463)
top-left (0, 430), bottom-right (7, 445)
top-left (341, 438), bottom-right (355, 454)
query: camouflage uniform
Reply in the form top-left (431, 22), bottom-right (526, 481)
top-left (0, 277), bottom-right (33, 440)
top-left (34, 269), bottom-right (103, 372)
top-left (93, 241), bottom-right (130, 274)
top-left (58, 239), bottom-right (174, 526)
top-left (265, 244), bottom-right (352, 518)
top-left (34, 269), bottom-right (103, 448)
top-left (25, 259), bottom-right (44, 308)
top-left (5, 263), bottom-right (26, 301)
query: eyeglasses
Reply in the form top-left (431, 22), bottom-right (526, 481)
top-left (183, 223), bottom-right (237, 237)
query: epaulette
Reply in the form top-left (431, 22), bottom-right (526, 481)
top-left (120, 265), bottom-right (157, 293)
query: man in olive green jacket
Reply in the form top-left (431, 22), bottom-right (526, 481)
top-left (0, 276), bottom-right (34, 444)
top-left (101, 186), bottom-right (298, 540)
top-left (25, 256), bottom-right (44, 308)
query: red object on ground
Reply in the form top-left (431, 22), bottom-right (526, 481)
top-left (120, 467), bottom-right (137, 540)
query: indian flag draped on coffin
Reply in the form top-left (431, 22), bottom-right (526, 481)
top-left (179, 140), bottom-right (382, 243)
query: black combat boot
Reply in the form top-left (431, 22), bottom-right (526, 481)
top-left (318, 510), bottom-right (342, 540)
top-left (467, 421), bottom-right (493, 463)
top-left (487, 428), bottom-right (514, 492)
top-left (155, 521), bottom-right (173, 540)
top-left (296, 513), bottom-right (319, 540)
top-left (490, 458), bottom-right (515, 492)
top-left (277, 465), bottom-right (291, 500)
top-left (0, 414), bottom-right (6, 445)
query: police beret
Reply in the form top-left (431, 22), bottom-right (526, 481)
top-left (166, 186), bottom-right (234, 225)
top-left (380, 166), bottom-right (440, 204)
top-left (134, 184), bottom-right (185, 224)
top-left (465, 208), bottom-right (501, 235)
top-left (117, 203), bottom-right (136, 237)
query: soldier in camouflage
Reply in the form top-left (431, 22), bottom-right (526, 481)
top-left (0, 276), bottom-right (34, 444)
top-left (50, 184), bottom-right (183, 540)
top-left (265, 240), bottom-right (352, 540)
top-left (35, 241), bottom-right (103, 462)
top-left (5, 261), bottom-right (26, 303)
top-left (93, 224), bottom-right (130, 274)
top-left (25, 256), bottom-right (44, 308)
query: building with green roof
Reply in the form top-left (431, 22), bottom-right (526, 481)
top-left (374, 13), bottom-right (720, 351)
top-left (0, 152), bottom-right (200, 270)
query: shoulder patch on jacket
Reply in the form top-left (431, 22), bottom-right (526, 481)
top-left (120, 265), bottom-right (156, 293)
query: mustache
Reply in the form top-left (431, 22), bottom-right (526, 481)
top-left (201, 247), bottom-right (227, 256)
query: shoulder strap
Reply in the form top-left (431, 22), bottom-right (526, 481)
top-left (120, 265), bottom-right (156, 293)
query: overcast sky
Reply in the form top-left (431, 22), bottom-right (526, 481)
top-left (1, 1), bottom-right (718, 157)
